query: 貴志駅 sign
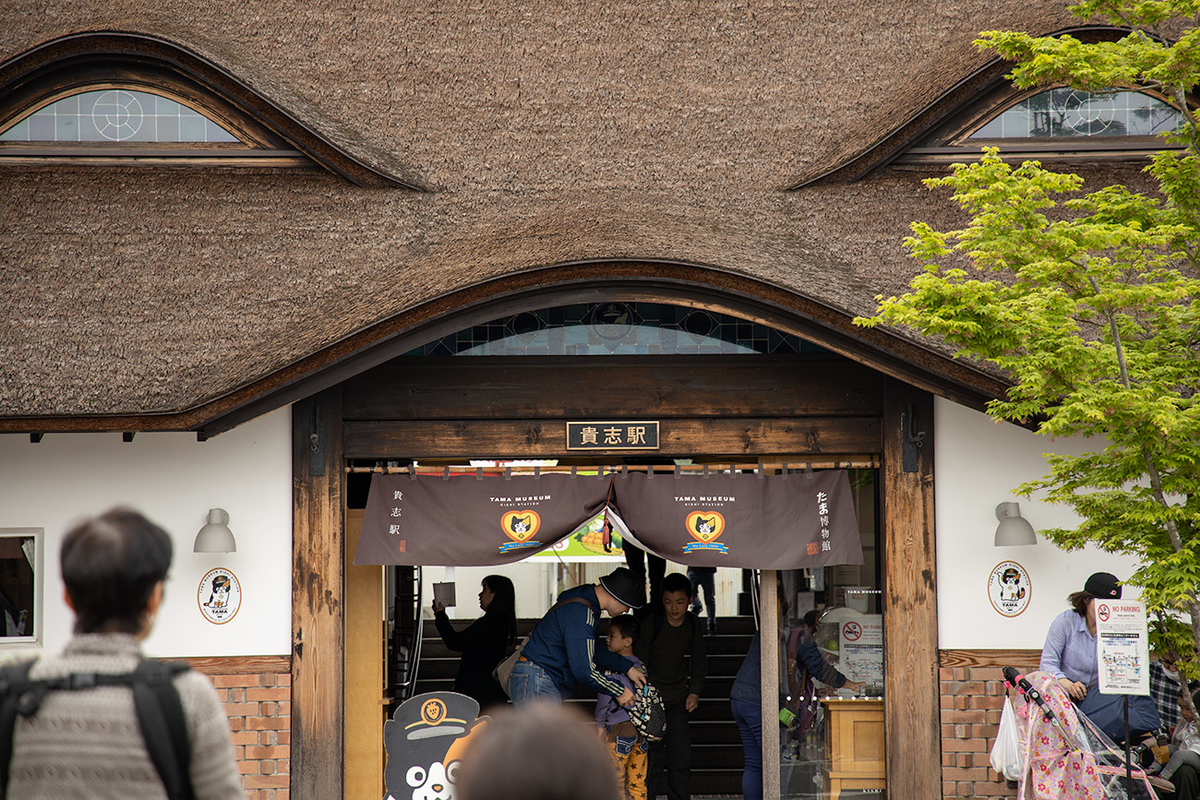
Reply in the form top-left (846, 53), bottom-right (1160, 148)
top-left (566, 421), bottom-right (659, 450)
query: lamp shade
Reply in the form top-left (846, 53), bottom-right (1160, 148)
top-left (994, 502), bottom-right (1037, 547)
top-left (194, 508), bottom-right (237, 553)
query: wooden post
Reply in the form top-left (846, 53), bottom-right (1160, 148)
top-left (760, 569), bottom-right (780, 800)
top-left (881, 379), bottom-right (940, 797)
top-left (291, 388), bottom-right (345, 800)
top-left (345, 509), bottom-right (385, 800)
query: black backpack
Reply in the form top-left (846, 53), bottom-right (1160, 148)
top-left (0, 658), bottom-right (193, 800)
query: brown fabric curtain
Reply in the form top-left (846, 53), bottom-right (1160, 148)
top-left (354, 470), bottom-right (863, 569)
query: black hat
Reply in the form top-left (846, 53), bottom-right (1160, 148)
top-left (1084, 572), bottom-right (1122, 599)
top-left (599, 567), bottom-right (644, 609)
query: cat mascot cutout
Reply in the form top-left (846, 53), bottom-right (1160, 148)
top-left (384, 692), bottom-right (488, 800)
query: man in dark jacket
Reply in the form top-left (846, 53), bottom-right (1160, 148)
top-left (510, 567), bottom-right (647, 707)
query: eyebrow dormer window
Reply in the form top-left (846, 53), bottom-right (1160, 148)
top-left (1, 89), bottom-right (240, 144)
top-left (890, 83), bottom-right (1190, 168)
top-left (0, 33), bottom-right (422, 186)
top-left (968, 88), bottom-right (1182, 140)
top-left (0, 77), bottom-right (310, 169)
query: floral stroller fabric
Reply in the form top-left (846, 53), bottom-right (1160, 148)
top-left (1011, 671), bottom-right (1164, 799)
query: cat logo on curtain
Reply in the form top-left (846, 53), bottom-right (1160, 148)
top-left (682, 511), bottom-right (728, 555)
top-left (498, 510), bottom-right (542, 553)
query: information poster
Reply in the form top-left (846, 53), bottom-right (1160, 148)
top-left (1095, 599), bottom-right (1150, 695)
top-left (838, 614), bottom-right (883, 685)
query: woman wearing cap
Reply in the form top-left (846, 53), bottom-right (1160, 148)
top-left (1040, 571), bottom-right (1123, 701)
top-left (433, 574), bottom-right (517, 710)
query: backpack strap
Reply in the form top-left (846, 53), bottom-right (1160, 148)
top-left (0, 660), bottom-right (35, 800)
top-left (531, 595), bottom-right (599, 638)
top-left (132, 659), bottom-right (193, 800)
top-left (0, 658), bottom-right (193, 800)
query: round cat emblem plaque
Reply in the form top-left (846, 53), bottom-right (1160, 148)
top-left (197, 567), bottom-right (241, 625)
top-left (988, 560), bottom-right (1031, 617)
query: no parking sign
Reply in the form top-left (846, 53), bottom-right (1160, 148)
top-left (1095, 600), bottom-right (1150, 695)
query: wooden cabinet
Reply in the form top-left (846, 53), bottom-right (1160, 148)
top-left (822, 698), bottom-right (885, 799)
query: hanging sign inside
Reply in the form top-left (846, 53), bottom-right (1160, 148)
top-left (838, 614), bottom-right (884, 685)
top-left (533, 511), bottom-right (628, 562)
top-left (1095, 599), bottom-right (1151, 696)
top-left (355, 470), bottom-right (863, 569)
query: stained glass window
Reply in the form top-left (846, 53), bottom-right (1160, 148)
top-left (405, 302), bottom-right (826, 356)
top-left (0, 89), bottom-right (239, 143)
top-left (969, 88), bottom-right (1181, 139)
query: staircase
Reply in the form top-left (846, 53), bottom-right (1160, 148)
top-left (415, 614), bottom-right (755, 797)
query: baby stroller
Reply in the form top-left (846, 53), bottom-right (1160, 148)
top-left (997, 669), bottom-right (1174, 799)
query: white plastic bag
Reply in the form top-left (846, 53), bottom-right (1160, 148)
top-left (990, 695), bottom-right (1022, 782)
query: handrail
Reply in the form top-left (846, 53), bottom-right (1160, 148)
top-left (395, 566), bottom-right (423, 701)
top-left (751, 569), bottom-right (761, 630)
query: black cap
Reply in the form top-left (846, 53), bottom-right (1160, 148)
top-left (1084, 572), bottom-right (1122, 599)
top-left (599, 567), bottom-right (645, 609)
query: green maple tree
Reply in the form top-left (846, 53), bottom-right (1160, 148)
top-left (856, 0), bottom-right (1200, 701)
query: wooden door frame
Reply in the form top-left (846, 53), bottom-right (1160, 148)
top-left (292, 389), bottom-right (346, 800)
top-left (289, 365), bottom-right (941, 800)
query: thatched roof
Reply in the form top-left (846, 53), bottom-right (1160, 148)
top-left (0, 0), bottom-right (1150, 432)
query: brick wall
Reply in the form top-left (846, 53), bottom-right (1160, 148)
top-left (939, 650), bottom-right (1040, 799)
top-left (186, 655), bottom-right (292, 800)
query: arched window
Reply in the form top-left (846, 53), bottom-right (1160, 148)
top-left (0, 66), bottom-right (311, 168)
top-left (404, 302), bottom-right (828, 356)
top-left (967, 87), bottom-right (1182, 140)
top-left (2, 88), bottom-right (240, 144)
top-left (889, 84), bottom-right (1189, 168)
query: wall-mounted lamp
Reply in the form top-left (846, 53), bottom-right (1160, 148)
top-left (994, 502), bottom-right (1037, 547)
top-left (194, 508), bottom-right (237, 553)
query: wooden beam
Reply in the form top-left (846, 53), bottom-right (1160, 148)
top-left (880, 379), bottom-right (940, 798)
top-left (344, 417), bottom-right (881, 460)
top-left (291, 388), bottom-right (345, 800)
top-left (342, 356), bottom-right (884, 420)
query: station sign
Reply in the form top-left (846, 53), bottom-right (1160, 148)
top-left (566, 421), bottom-right (659, 450)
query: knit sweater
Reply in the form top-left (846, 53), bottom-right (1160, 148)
top-left (7, 633), bottom-right (244, 800)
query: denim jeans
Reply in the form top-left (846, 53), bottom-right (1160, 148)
top-left (731, 697), bottom-right (763, 800)
top-left (508, 657), bottom-right (562, 705)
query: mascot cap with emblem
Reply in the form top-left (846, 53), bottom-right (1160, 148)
top-left (599, 567), bottom-right (645, 610)
top-left (1084, 572), bottom-right (1122, 600)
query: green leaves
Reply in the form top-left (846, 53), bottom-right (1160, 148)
top-left (856, 0), bottom-right (1200, 671)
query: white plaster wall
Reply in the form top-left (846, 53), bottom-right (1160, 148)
top-left (935, 397), bottom-right (1142, 650)
top-left (0, 407), bottom-right (292, 660)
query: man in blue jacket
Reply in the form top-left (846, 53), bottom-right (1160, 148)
top-left (510, 568), bottom-right (647, 707)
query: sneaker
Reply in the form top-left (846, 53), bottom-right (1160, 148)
top-left (706, 622), bottom-right (718, 635)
